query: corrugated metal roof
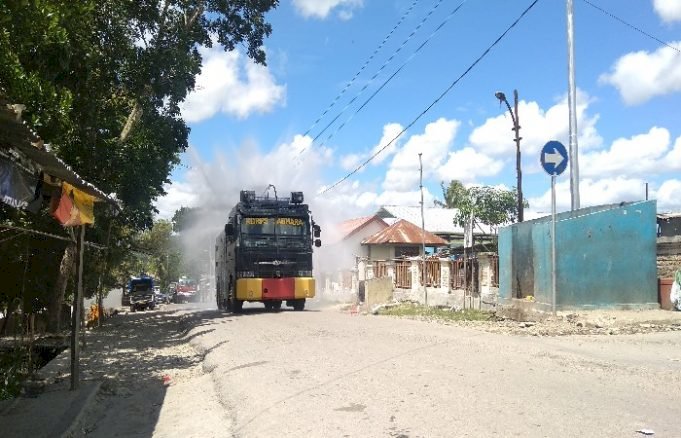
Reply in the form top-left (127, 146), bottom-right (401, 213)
top-left (376, 205), bottom-right (492, 234)
top-left (0, 95), bottom-right (120, 207)
top-left (361, 219), bottom-right (448, 246)
top-left (327, 215), bottom-right (388, 245)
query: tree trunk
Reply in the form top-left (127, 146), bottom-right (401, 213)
top-left (47, 244), bottom-right (76, 333)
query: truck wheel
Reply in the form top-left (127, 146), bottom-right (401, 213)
top-left (272, 301), bottom-right (282, 310)
top-left (292, 299), bottom-right (305, 311)
top-left (233, 299), bottom-right (243, 313)
top-left (264, 302), bottom-right (274, 310)
top-left (130, 305), bottom-right (135, 313)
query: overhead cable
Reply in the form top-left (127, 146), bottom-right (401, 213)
top-left (581, 0), bottom-right (681, 54)
top-left (320, 0), bottom-right (542, 195)
top-left (305, 0), bottom-right (448, 150)
top-left (318, 0), bottom-right (468, 150)
top-left (302, 0), bottom-right (421, 138)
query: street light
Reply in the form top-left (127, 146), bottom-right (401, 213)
top-left (495, 89), bottom-right (524, 223)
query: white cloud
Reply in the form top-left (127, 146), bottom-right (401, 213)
top-left (155, 180), bottom-right (198, 219)
top-left (469, 90), bottom-right (601, 157)
top-left (437, 147), bottom-right (505, 183)
top-left (383, 118), bottom-right (459, 191)
top-left (656, 179), bottom-right (681, 211)
top-left (528, 177), bottom-right (648, 214)
top-left (180, 46), bottom-right (286, 123)
top-left (599, 42), bottom-right (681, 105)
top-left (340, 153), bottom-right (362, 171)
top-left (375, 189), bottom-right (435, 208)
top-left (293, 0), bottom-right (363, 19)
top-left (580, 128), bottom-right (681, 178)
top-left (371, 123), bottom-right (405, 165)
top-left (654, 0), bottom-right (681, 23)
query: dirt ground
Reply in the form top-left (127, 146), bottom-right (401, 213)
top-left (60, 302), bottom-right (681, 437)
top-left (423, 308), bottom-right (681, 337)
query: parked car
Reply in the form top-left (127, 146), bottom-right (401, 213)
top-left (154, 290), bottom-right (171, 304)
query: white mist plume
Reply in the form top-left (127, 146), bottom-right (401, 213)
top-left (171, 135), bottom-right (372, 287)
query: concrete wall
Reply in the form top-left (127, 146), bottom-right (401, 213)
top-left (367, 245), bottom-right (392, 260)
top-left (499, 201), bottom-right (658, 310)
top-left (364, 277), bottom-right (394, 309)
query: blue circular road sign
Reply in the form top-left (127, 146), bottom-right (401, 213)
top-left (540, 141), bottom-right (568, 176)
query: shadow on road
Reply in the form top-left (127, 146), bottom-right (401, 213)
top-left (73, 307), bottom-right (206, 437)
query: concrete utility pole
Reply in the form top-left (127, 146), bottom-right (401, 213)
top-left (419, 153), bottom-right (427, 307)
top-left (495, 90), bottom-right (523, 222)
top-left (567, 0), bottom-right (580, 210)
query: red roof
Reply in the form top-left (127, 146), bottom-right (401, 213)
top-left (332, 215), bottom-right (388, 242)
top-left (361, 219), bottom-right (448, 246)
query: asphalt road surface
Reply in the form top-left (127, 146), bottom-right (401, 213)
top-left (174, 302), bottom-right (681, 438)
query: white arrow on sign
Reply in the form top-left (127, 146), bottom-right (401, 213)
top-left (544, 149), bottom-right (564, 167)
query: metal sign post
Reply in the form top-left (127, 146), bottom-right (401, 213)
top-left (551, 175), bottom-right (557, 315)
top-left (541, 141), bottom-right (568, 316)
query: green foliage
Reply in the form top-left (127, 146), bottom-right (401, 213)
top-left (378, 303), bottom-right (494, 321)
top-left (172, 206), bottom-right (197, 233)
top-left (437, 180), bottom-right (528, 231)
top-left (0, 0), bottom-right (279, 321)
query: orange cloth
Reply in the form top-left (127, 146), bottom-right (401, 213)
top-left (50, 182), bottom-right (95, 226)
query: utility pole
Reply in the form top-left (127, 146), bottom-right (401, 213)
top-left (495, 90), bottom-right (523, 222)
top-left (567, 0), bottom-right (580, 210)
top-left (513, 90), bottom-right (523, 222)
top-left (419, 153), bottom-right (427, 307)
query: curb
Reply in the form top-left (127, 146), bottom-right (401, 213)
top-left (59, 381), bottom-right (102, 438)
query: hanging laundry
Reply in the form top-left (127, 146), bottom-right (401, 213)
top-left (0, 154), bottom-right (39, 211)
top-left (50, 182), bottom-right (96, 226)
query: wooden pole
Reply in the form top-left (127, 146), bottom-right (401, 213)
top-left (70, 225), bottom-right (85, 391)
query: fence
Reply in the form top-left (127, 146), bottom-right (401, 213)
top-left (491, 254), bottom-right (499, 287)
top-left (421, 259), bottom-right (441, 287)
top-left (373, 261), bottom-right (390, 279)
top-left (394, 260), bottom-right (411, 289)
top-left (450, 258), bottom-right (479, 292)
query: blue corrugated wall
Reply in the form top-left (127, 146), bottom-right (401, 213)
top-left (499, 201), bottom-right (657, 309)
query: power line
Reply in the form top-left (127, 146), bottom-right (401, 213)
top-left (318, 0), bottom-right (468, 150)
top-left (320, 0), bottom-right (542, 195)
top-left (302, 0), bottom-right (421, 138)
top-left (304, 0), bottom-right (448, 151)
top-left (581, 0), bottom-right (681, 54)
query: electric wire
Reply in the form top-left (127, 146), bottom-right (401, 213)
top-left (581, 0), bottom-right (680, 54)
top-left (302, 0), bottom-right (421, 138)
top-left (320, 0), bottom-right (542, 195)
top-left (302, 0), bottom-right (448, 154)
top-left (318, 0), bottom-right (468, 150)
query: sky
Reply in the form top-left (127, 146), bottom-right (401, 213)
top-left (155, 0), bottom-right (681, 226)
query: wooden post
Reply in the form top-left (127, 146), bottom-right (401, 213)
top-left (70, 225), bottom-right (85, 391)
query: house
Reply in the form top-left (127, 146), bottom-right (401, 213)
top-left (361, 219), bottom-right (448, 259)
top-left (374, 205), bottom-right (493, 248)
top-left (317, 215), bottom-right (388, 301)
top-left (325, 215), bottom-right (389, 270)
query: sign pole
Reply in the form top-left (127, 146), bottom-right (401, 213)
top-left (70, 225), bottom-right (85, 390)
top-left (541, 140), bottom-right (567, 317)
top-left (551, 175), bottom-right (557, 316)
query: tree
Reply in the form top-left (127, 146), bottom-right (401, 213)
top-left (437, 180), bottom-right (528, 234)
top-left (172, 206), bottom-right (198, 233)
top-left (0, 0), bottom-right (279, 331)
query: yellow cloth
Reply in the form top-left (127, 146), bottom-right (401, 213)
top-left (63, 182), bottom-right (96, 225)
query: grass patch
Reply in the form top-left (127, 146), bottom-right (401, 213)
top-left (377, 303), bottom-right (494, 322)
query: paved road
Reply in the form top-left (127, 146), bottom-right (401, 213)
top-left (178, 304), bottom-right (681, 438)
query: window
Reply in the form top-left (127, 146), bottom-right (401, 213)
top-left (395, 246), bottom-right (419, 258)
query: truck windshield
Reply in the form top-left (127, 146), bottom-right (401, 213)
top-left (241, 217), bottom-right (308, 236)
top-left (131, 282), bottom-right (152, 293)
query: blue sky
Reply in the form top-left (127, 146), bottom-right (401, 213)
top-left (156, 0), bottom-right (681, 223)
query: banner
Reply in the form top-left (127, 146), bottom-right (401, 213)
top-left (50, 182), bottom-right (95, 226)
top-left (0, 155), bottom-right (40, 211)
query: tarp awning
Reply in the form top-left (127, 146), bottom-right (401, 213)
top-left (0, 99), bottom-right (119, 207)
